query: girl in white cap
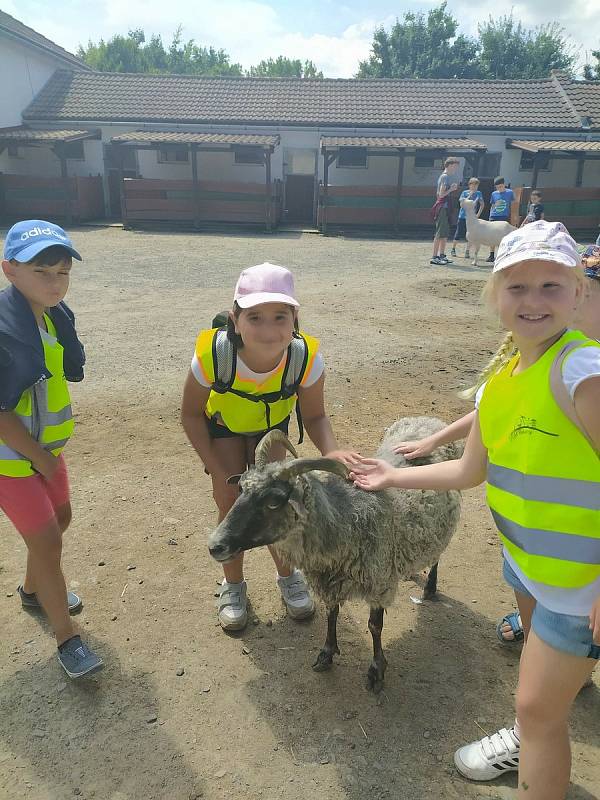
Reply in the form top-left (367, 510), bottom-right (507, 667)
top-left (181, 262), bottom-right (358, 632)
top-left (351, 222), bottom-right (600, 800)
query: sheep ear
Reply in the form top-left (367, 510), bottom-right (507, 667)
top-left (226, 474), bottom-right (242, 485)
top-left (288, 486), bottom-right (307, 521)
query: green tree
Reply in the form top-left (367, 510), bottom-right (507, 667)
top-left (476, 16), bottom-right (574, 79)
top-left (247, 56), bottom-right (323, 78)
top-left (357, 3), bottom-right (480, 79)
top-left (583, 50), bottom-right (600, 80)
top-left (77, 28), bottom-right (243, 76)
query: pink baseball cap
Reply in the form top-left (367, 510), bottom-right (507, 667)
top-left (493, 220), bottom-right (581, 273)
top-left (234, 262), bottom-right (299, 308)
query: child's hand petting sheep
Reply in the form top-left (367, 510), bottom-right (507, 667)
top-left (325, 449), bottom-right (363, 468)
top-left (393, 437), bottom-right (437, 459)
top-left (350, 457), bottom-right (398, 491)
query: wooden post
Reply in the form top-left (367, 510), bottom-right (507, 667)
top-left (191, 144), bottom-right (201, 229)
top-left (116, 144), bottom-right (128, 228)
top-left (264, 148), bottom-right (272, 232)
top-left (321, 149), bottom-right (336, 234)
top-left (54, 144), bottom-right (72, 225)
top-left (394, 149), bottom-right (405, 234)
top-left (531, 155), bottom-right (541, 190)
top-left (575, 157), bottom-right (585, 187)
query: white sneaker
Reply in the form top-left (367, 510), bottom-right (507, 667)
top-left (454, 726), bottom-right (520, 781)
top-left (277, 569), bottom-right (315, 620)
top-left (217, 580), bottom-right (248, 631)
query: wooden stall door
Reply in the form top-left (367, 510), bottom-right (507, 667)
top-left (285, 175), bottom-right (315, 222)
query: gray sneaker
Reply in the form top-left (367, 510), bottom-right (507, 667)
top-left (18, 584), bottom-right (82, 614)
top-left (57, 636), bottom-right (103, 679)
top-left (277, 569), bottom-right (315, 620)
top-left (217, 580), bottom-right (248, 631)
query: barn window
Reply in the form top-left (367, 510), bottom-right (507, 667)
top-left (337, 147), bottom-right (367, 168)
top-left (7, 144), bottom-right (21, 158)
top-left (64, 140), bottom-right (85, 160)
top-left (157, 147), bottom-right (189, 164)
top-left (234, 146), bottom-right (264, 165)
top-left (519, 151), bottom-right (551, 171)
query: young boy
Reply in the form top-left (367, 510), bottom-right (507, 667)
top-left (486, 176), bottom-right (515, 262)
top-left (520, 190), bottom-right (545, 226)
top-left (0, 220), bottom-right (103, 679)
top-left (451, 177), bottom-right (484, 258)
top-left (431, 157), bottom-right (460, 265)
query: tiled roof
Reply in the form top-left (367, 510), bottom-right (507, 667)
top-left (22, 69), bottom-right (597, 131)
top-left (111, 131), bottom-right (279, 147)
top-left (509, 139), bottom-right (600, 153)
top-left (0, 11), bottom-right (91, 71)
top-left (321, 136), bottom-right (486, 150)
top-left (0, 126), bottom-right (98, 142)
top-left (557, 77), bottom-right (600, 131)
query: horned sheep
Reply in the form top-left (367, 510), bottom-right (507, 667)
top-left (208, 417), bottom-right (462, 693)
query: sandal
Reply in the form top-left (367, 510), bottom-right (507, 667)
top-left (496, 611), bottom-right (524, 645)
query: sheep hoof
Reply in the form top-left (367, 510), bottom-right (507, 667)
top-left (312, 647), bottom-right (339, 672)
top-left (366, 656), bottom-right (387, 694)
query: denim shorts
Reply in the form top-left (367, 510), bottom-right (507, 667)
top-left (503, 558), bottom-right (600, 660)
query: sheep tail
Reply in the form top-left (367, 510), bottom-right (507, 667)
top-left (458, 331), bottom-right (517, 400)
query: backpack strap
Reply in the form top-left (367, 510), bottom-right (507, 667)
top-left (211, 329), bottom-right (237, 393)
top-left (549, 340), bottom-right (599, 458)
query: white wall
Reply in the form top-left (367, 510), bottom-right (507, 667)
top-left (0, 35), bottom-right (68, 128)
top-left (0, 138), bottom-right (104, 177)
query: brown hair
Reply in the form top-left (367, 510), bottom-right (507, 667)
top-left (20, 245), bottom-right (72, 267)
top-left (444, 157), bottom-right (460, 168)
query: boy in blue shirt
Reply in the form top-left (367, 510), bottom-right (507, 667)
top-left (486, 177), bottom-right (515, 262)
top-left (451, 177), bottom-right (484, 259)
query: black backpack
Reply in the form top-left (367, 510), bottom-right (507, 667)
top-left (209, 313), bottom-right (309, 443)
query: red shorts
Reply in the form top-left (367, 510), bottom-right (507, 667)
top-left (0, 454), bottom-right (70, 537)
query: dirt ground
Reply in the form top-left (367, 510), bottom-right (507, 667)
top-left (0, 226), bottom-right (598, 800)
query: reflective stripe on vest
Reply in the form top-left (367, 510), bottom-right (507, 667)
top-left (195, 328), bottom-right (320, 435)
top-left (0, 316), bottom-right (74, 477)
top-left (479, 330), bottom-right (600, 588)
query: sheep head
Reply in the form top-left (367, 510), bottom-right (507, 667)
top-left (208, 431), bottom-right (349, 563)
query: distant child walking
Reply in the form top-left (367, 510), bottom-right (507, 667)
top-left (0, 221), bottom-right (103, 679)
top-left (431, 157), bottom-right (460, 265)
top-left (352, 222), bottom-right (600, 800)
top-left (486, 176), bottom-right (515, 262)
top-left (181, 262), bottom-right (358, 632)
top-left (451, 177), bottom-right (484, 259)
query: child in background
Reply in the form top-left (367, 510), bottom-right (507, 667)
top-left (181, 263), bottom-right (358, 632)
top-left (521, 190), bottom-right (545, 227)
top-left (451, 177), bottom-right (484, 259)
top-left (486, 177), bottom-right (515, 262)
top-left (353, 222), bottom-right (599, 800)
top-left (0, 221), bottom-right (103, 679)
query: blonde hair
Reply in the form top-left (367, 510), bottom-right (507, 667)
top-left (468, 177), bottom-right (480, 185)
top-left (459, 331), bottom-right (517, 400)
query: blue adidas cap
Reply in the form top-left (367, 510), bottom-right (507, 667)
top-left (3, 220), bottom-right (82, 263)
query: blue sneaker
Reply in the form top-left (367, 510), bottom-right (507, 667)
top-left (57, 636), bottom-right (103, 679)
top-left (18, 584), bottom-right (82, 614)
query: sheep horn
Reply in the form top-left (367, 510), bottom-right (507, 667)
top-left (276, 457), bottom-right (350, 482)
top-left (254, 429), bottom-right (298, 468)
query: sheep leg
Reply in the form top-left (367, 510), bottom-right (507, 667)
top-left (422, 562), bottom-right (439, 600)
top-left (312, 604), bottom-right (340, 672)
top-left (366, 606), bottom-right (387, 694)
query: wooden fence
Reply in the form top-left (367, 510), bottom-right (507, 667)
top-left (0, 174), bottom-right (104, 222)
top-left (122, 178), bottom-right (282, 229)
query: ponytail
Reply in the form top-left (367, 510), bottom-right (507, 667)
top-left (459, 332), bottom-right (517, 400)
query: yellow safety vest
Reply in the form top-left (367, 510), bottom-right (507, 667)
top-left (479, 330), bottom-right (600, 588)
top-left (195, 328), bottom-right (320, 435)
top-left (0, 315), bottom-right (74, 477)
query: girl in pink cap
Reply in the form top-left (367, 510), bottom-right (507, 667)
top-left (352, 222), bottom-right (600, 800)
top-left (181, 262), bottom-right (358, 632)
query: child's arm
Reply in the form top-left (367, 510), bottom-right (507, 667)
top-left (394, 410), bottom-right (475, 458)
top-left (180, 371), bottom-right (224, 477)
top-left (573, 376), bottom-right (600, 452)
top-left (298, 374), bottom-right (361, 467)
top-left (351, 412), bottom-right (487, 492)
top-left (0, 411), bottom-right (59, 479)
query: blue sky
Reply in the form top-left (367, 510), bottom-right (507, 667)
top-left (4, 0), bottom-right (599, 77)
